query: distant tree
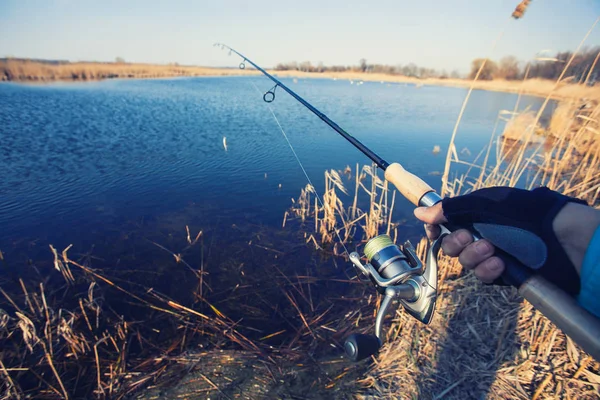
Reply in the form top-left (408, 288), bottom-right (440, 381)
top-left (402, 63), bottom-right (418, 77)
top-left (496, 56), bottom-right (520, 80)
top-left (329, 65), bottom-right (348, 72)
top-left (469, 58), bottom-right (498, 80)
top-left (359, 58), bottom-right (367, 73)
top-left (115, 57), bottom-right (125, 64)
top-left (450, 70), bottom-right (461, 79)
top-left (299, 61), bottom-right (313, 72)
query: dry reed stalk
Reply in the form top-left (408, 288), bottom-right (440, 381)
top-left (584, 50), bottom-right (600, 85)
top-left (441, 27), bottom-right (508, 196)
top-left (506, 19), bottom-right (600, 188)
top-left (0, 358), bottom-right (21, 399)
top-left (282, 289), bottom-right (315, 339)
top-left (94, 338), bottom-right (108, 397)
top-left (41, 342), bottom-right (69, 399)
top-left (282, 211), bottom-right (288, 228)
top-left (18, 279), bottom-right (35, 316)
top-left (49, 245), bottom-right (75, 284)
top-left (185, 225), bottom-right (203, 246)
top-left (352, 164), bottom-right (360, 220)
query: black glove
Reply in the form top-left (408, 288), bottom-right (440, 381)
top-left (441, 186), bottom-right (587, 296)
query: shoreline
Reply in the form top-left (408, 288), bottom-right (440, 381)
top-left (272, 70), bottom-right (600, 101)
top-left (2, 60), bottom-right (598, 101)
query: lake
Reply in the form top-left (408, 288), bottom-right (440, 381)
top-left (0, 77), bottom-right (552, 253)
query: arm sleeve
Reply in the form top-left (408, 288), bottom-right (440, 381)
top-left (578, 225), bottom-right (600, 318)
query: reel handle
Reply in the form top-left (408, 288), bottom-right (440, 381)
top-left (344, 333), bottom-right (381, 361)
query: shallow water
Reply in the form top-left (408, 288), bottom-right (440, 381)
top-left (0, 77), bottom-right (553, 255)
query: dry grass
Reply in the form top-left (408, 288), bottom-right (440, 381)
top-left (0, 216), bottom-right (380, 399)
top-left (286, 165), bottom-right (400, 252)
top-left (0, 59), bottom-right (259, 82)
top-left (362, 246), bottom-right (600, 399)
top-left (0, 236), bottom-right (281, 398)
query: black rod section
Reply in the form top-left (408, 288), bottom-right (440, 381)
top-left (216, 43), bottom-right (390, 170)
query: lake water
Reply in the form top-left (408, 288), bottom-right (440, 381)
top-left (0, 77), bottom-right (552, 254)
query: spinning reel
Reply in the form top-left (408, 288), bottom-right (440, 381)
top-left (344, 233), bottom-right (445, 361)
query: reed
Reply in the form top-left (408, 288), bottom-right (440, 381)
top-left (287, 165), bottom-right (399, 251)
top-left (1, 212), bottom-right (381, 398)
top-left (0, 59), bottom-right (259, 82)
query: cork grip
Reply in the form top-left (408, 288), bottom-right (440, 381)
top-left (384, 162), bottom-right (435, 206)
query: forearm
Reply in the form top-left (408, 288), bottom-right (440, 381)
top-left (553, 203), bottom-right (600, 275)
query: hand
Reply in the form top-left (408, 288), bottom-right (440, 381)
top-left (412, 187), bottom-right (600, 294)
top-left (415, 203), bottom-right (504, 283)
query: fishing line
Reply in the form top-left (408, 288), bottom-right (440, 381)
top-left (247, 80), bottom-right (352, 260)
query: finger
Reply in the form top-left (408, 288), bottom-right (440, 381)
top-left (457, 239), bottom-right (495, 270)
top-left (424, 224), bottom-right (441, 240)
top-left (472, 256), bottom-right (505, 283)
top-left (441, 229), bottom-right (474, 256)
top-left (414, 203), bottom-right (447, 225)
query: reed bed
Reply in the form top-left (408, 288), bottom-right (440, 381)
top-left (0, 59), bottom-right (258, 82)
top-left (0, 236), bottom-right (269, 398)
top-left (283, 99), bottom-right (600, 397)
top-left (286, 165), bottom-right (400, 253)
top-left (0, 213), bottom-right (381, 399)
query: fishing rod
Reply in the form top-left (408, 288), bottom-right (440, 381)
top-left (214, 43), bottom-right (600, 362)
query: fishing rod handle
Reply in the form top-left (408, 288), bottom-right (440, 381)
top-left (384, 163), bottom-right (436, 206)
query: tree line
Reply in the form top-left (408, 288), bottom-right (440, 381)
top-left (275, 47), bottom-right (600, 83)
top-left (274, 59), bottom-right (460, 79)
top-left (470, 47), bottom-right (600, 82)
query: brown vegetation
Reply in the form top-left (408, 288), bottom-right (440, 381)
top-left (0, 218), bottom-right (378, 398)
top-left (0, 59), bottom-right (258, 82)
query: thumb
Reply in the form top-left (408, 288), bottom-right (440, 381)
top-left (414, 202), bottom-right (447, 225)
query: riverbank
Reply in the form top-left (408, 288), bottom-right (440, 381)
top-left (275, 70), bottom-right (600, 101)
top-left (2, 59), bottom-right (599, 100)
top-left (0, 59), bottom-right (260, 81)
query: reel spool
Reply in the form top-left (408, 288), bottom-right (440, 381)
top-left (344, 233), bottom-right (445, 361)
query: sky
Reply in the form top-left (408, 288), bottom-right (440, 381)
top-left (0, 0), bottom-right (599, 73)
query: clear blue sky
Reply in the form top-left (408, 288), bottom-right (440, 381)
top-left (1, 0), bottom-right (599, 73)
